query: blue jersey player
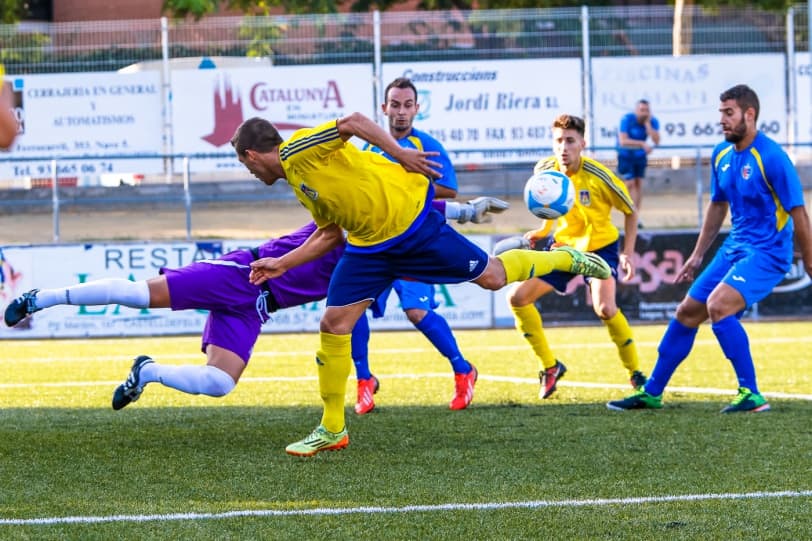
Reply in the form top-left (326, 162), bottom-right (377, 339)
top-left (616, 99), bottom-right (659, 227)
top-left (357, 77), bottom-right (478, 414)
top-left (608, 84), bottom-right (812, 413)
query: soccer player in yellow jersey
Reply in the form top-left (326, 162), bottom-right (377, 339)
top-left (506, 114), bottom-right (646, 399)
top-left (0, 64), bottom-right (18, 149)
top-left (232, 112), bottom-right (611, 456)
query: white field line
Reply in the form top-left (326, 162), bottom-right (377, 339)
top-left (6, 335), bottom-right (812, 364)
top-left (0, 490), bottom-right (809, 526)
top-left (2, 372), bottom-right (811, 401)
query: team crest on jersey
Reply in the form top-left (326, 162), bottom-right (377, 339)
top-left (579, 189), bottom-right (591, 206)
top-left (741, 164), bottom-right (752, 180)
top-left (300, 183), bottom-right (318, 200)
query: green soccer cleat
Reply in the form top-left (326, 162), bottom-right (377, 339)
top-left (720, 387), bottom-right (771, 413)
top-left (553, 245), bottom-right (611, 280)
top-left (606, 387), bottom-right (663, 411)
top-left (286, 425), bottom-right (349, 457)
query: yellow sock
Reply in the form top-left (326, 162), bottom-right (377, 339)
top-left (316, 331), bottom-right (352, 433)
top-left (603, 310), bottom-right (640, 375)
top-left (512, 303), bottom-right (556, 370)
top-left (497, 249), bottom-right (571, 284)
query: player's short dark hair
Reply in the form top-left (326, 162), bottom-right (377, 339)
top-left (230, 117), bottom-right (283, 156)
top-left (552, 114), bottom-right (585, 137)
top-left (384, 77), bottom-right (418, 102)
top-left (637, 99), bottom-right (650, 106)
top-left (720, 84), bottom-right (760, 122)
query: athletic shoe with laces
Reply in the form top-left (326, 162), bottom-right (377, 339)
top-left (606, 387), bottom-right (663, 411)
top-left (449, 364), bottom-right (478, 410)
top-left (720, 387), bottom-right (771, 413)
top-left (285, 425), bottom-right (349, 457)
top-left (629, 370), bottom-right (647, 389)
top-left (4, 288), bottom-right (41, 327)
top-left (552, 245), bottom-right (611, 280)
top-left (354, 375), bottom-right (380, 415)
top-left (539, 360), bottom-right (567, 399)
top-left (111, 355), bottom-right (154, 410)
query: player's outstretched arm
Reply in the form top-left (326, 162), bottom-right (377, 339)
top-left (249, 224), bottom-right (343, 285)
top-left (337, 112), bottom-right (441, 178)
top-left (456, 196), bottom-right (510, 224)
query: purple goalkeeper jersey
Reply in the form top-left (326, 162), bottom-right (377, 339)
top-left (161, 221), bottom-right (343, 362)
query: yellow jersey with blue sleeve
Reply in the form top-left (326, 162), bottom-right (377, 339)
top-left (534, 155), bottom-right (634, 252)
top-left (279, 119), bottom-right (431, 249)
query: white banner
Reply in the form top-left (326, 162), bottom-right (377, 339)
top-left (170, 65), bottom-right (376, 172)
top-left (0, 236), bottom-right (493, 339)
top-left (382, 59), bottom-right (583, 164)
top-left (0, 71), bottom-right (164, 181)
top-left (796, 52), bottom-right (812, 155)
top-left (591, 54), bottom-right (787, 158)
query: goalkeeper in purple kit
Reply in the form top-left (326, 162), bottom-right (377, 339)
top-left (4, 199), bottom-right (507, 408)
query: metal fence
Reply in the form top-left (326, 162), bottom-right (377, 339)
top-left (0, 5), bottom-right (807, 74)
top-left (0, 5), bottom-right (810, 243)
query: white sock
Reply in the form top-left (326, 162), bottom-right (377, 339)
top-left (140, 363), bottom-right (236, 397)
top-left (35, 279), bottom-right (150, 309)
top-left (444, 201), bottom-right (462, 220)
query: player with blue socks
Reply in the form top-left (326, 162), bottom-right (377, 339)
top-left (608, 84), bottom-right (812, 413)
top-left (354, 77), bottom-right (484, 414)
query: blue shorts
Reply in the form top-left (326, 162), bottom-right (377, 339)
top-left (617, 155), bottom-right (647, 181)
top-left (328, 209), bottom-right (489, 308)
top-left (688, 245), bottom-right (791, 309)
top-left (539, 240), bottom-right (620, 293)
top-left (369, 280), bottom-right (438, 318)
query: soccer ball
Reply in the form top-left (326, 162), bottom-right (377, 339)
top-left (523, 170), bottom-right (575, 220)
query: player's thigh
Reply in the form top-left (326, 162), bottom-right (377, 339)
top-left (508, 276), bottom-right (555, 306)
top-left (617, 156), bottom-right (634, 180)
top-left (394, 280), bottom-right (437, 311)
top-left (164, 261), bottom-right (257, 312)
top-left (205, 344), bottom-right (246, 383)
top-left (201, 311), bottom-right (261, 367)
top-left (590, 276), bottom-right (618, 318)
top-left (688, 251), bottom-right (732, 305)
top-left (719, 251), bottom-right (789, 308)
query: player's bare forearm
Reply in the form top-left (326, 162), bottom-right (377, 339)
top-left (691, 201), bottom-right (727, 260)
top-left (790, 206), bottom-right (812, 278)
top-left (284, 223), bottom-right (344, 267)
top-left (248, 223), bottom-right (343, 285)
top-left (622, 211), bottom-right (638, 257)
top-left (337, 112), bottom-right (441, 177)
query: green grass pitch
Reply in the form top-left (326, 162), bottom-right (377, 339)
top-left (1, 322), bottom-right (810, 539)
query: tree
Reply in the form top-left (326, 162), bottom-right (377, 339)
top-left (0, 0), bottom-right (25, 23)
top-left (162, 0), bottom-right (339, 20)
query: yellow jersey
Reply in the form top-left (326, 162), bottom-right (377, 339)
top-left (534, 155), bottom-right (634, 252)
top-left (279, 120), bottom-right (431, 248)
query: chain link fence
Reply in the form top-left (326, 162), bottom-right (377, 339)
top-left (0, 5), bottom-right (806, 73)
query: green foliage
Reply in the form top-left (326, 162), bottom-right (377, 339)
top-left (0, 0), bottom-right (23, 24)
top-left (162, 0), bottom-right (339, 19)
top-left (1, 323), bottom-right (811, 538)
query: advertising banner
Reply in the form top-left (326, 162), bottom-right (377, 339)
top-left (0, 71), bottom-right (165, 181)
top-left (170, 65), bottom-right (376, 172)
top-left (591, 54), bottom-right (786, 159)
top-left (492, 231), bottom-right (812, 327)
top-left (0, 235), bottom-right (493, 339)
top-left (796, 52), bottom-right (812, 156)
top-left (382, 59), bottom-right (583, 164)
